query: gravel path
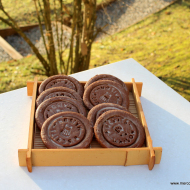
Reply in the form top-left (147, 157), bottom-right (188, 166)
top-left (0, 0), bottom-right (176, 63)
top-left (95, 0), bottom-right (176, 39)
top-left (0, 24), bottom-right (71, 62)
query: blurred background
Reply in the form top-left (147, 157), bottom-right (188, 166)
top-left (0, 0), bottom-right (189, 101)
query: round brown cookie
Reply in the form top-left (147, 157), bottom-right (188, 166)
top-left (38, 75), bottom-right (83, 97)
top-left (94, 110), bottom-right (145, 148)
top-left (41, 112), bottom-right (93, 149)
top-left (36, 87), bottom-right (83, 107)
top-left (83, 80), bottom-right (129, 110)
top-left (35, 96), bottom-right (87, 129)
top-left (87, 103), bottom-right (129, 127)
top-left (84, 74), bottom-right (128, 93)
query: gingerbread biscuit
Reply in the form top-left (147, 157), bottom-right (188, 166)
top-left (35, 96), bottom-right (87, 129)
top-left (87, 103), bottom-right (129, 127)
top-left (94, 110), bottom-right (145, 148)
top-left (41, 112), bottom-right (93, 149)
top-left (83, 80), bottom-right (129, 110)
top-left (36, 87), bottom-right (83, 107)
top-left (38, 75), bottom-right (83, 97)
top-left (84, 74), bottom-right (128, 93)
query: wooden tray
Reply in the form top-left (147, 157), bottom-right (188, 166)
top-left (18, 77), bottom-right (162, 172)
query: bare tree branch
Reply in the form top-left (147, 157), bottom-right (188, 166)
top-left (42, 0), bottom-right (58, 75)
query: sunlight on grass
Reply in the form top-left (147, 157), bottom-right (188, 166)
top-left (90, 0), bottom-right (190, 101)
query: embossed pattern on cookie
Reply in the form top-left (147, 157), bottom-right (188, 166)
top-left (48, 116), bottom-right (86, 147)
top-left (41, 112), bottom-right (93, 149)
top-left (102, 116), bottom-right (138, 147)
top-left (38, 75), bottom-right (84, 97)
top-left (35, 96), bottom-right (87, 129)
top-left (90, 85), bottom-right (122, 105)
top-left (45, 79), bottom-right (76, 91)
top-left (36, 87), bottom-right (83, 107)
top-left (84, 74), bottom-right (129, 93)
top-left (83, 80), bottom-right (129, 110)
top-left (87, 103), bottom-right (129, 127)
top-left (94, 110), bottom-right (145, 148)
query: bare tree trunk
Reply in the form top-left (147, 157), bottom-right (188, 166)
top-left (43, 0), bottom-right (58, 75)
top-left (69, 0), bottom-right (97, 74)
top-left (73, 0), bottom-right (83, 73)
top-left (34, 0), bottom-right (50, 62)
top-left (79, 0), bottom-right (96, 71)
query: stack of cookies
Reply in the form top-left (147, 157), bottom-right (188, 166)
top-left (35, 74), bottom-right (145, 149)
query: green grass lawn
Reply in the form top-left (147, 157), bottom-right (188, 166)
top-left (0, 55), bottom-right (46, 93)
top-left (0, 0), bottom-right (190, 101)
top-left (90, 0), bottom-right (190, 101)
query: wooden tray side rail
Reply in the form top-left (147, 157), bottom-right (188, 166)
top-left (26, 77), bottom-right (38, 172)
top-left (18, 147), bottom-right (162, 167)
top-left (18, 78), bottom-right (162, 172)
top-left (131, 78), bottom-right (157, 170)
